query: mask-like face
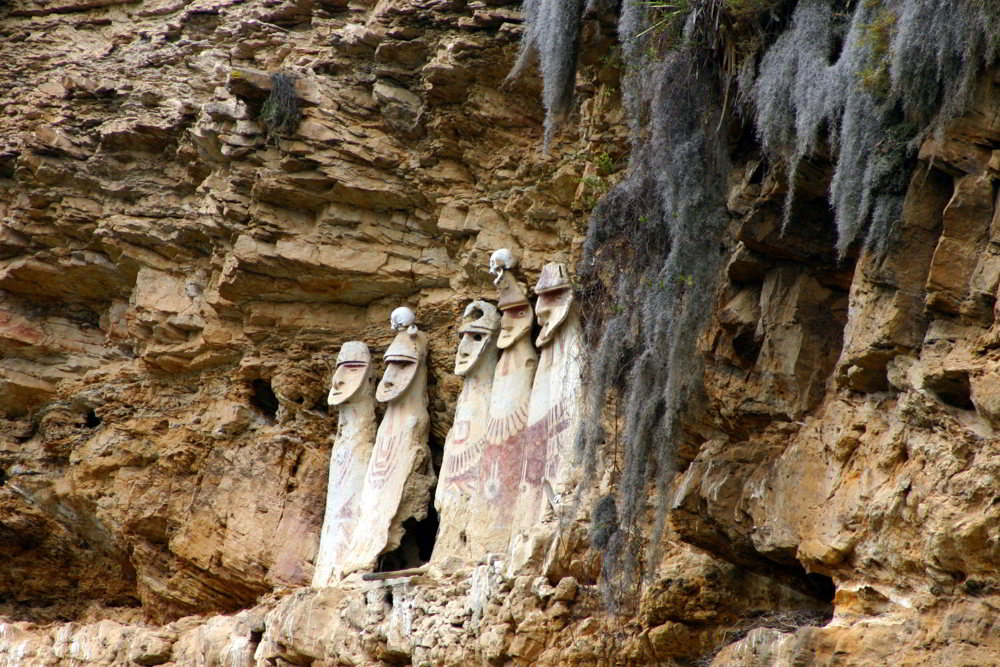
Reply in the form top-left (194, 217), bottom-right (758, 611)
top-left (498, 304), bottom-right (533, 350)
top-left (455, 330), bottom-right (490, 375)
top-left (535, 288), bottom-right (573, 347)
top-left (376, 360), bottom-right (418, 402)
top-left (328, 360), bottom-right (371, 406)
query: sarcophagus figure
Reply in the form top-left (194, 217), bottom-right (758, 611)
top-left (473, 251), bottom-right (539, 554)
top-left (343, 308), bottom-right (435, 574)
top-left (312, 341), bottom-right (375, 587)
top-left (511, 262), bottom-right (583, 545)
top-left (432, 300), bottom-right (501, 561)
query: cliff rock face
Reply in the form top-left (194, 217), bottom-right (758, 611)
top-left (0, 0), bottom-right (997, 663)
top-left (678, 72), bottom-right (1000, 664)
top-left (0, 0), bottom-right (588, 623)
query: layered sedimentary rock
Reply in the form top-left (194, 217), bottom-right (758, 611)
top-left (0, 0), bottom-right (583, 625)
top-left (0, 0), bottom-right (998, 662)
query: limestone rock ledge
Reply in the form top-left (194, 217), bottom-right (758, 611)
top-left (0, 545), bottom-right (832, 666)
top-left (0, 0), bottom-right (605, 626)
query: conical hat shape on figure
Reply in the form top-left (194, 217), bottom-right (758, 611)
top-left (534, 262), bottom-right (575, 348)
top-left (459, 300), bottom-right (501, 335)
top-left (383, 331), bottom-right (420, 362)
top-left (534, 262), bottom-right (571, 293)
top-left (496, 272), bottom-right (534, 350)
top-left (313, 341), bottom-right (376, 587)
top-left (496, 271), bottom-right (531, 310)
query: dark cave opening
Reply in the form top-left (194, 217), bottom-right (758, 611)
top-left (250, 379), bottom-right (279, 418)
top-left (83, 409), bottom-right (101, 428)
top-left (310, 395), bottom-right (329, 414)
top-left (805, 571), bottom-right (836, 603)
top-left (731, 329), bottom-right (763, 367)
top-left (376, 504), bottom-right (439, 573)
top-left (924, 370), bottom-right (974, 410)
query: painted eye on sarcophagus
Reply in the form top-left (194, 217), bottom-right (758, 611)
top-left (538, 289), bottom-right (570, 307)
top-left (339, 363), bottom-right (367, 372)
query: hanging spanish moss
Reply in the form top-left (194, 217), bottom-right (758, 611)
top-left (514, 0), bottom-right (997, 612)
top-left (507, 0), bottom-right (585, 148)
top-left (577, 21), bottom-right (730, 609)
top-left (751, 0), bottom-right (997, 256)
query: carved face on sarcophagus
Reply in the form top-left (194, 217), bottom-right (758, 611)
top-left (328, 341), bottom-right (372, 406)
top-left (534, 262), bottom-right (574, 348)
top-left (496, 272), bottom-right (534, 350)
top-left (376, 333), bottom-right (422, 403)
top-left (455, 300), bottom-right (500, 376)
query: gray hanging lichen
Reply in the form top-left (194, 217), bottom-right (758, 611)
top-left (751, 0), bottom-right (997, 256)
top-left (516, 0), bottom-right (997, 610)
top-left (577, 32), bottom-right (730, 611)
top-left (506, 0), bottom-right (584, 148)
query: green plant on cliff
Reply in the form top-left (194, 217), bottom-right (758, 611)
top-left (637, 0), bottom-right (795, 96)
top-left (856, 0), bottom-right (896, 97)
top-left (259, 72), bottom-right (301, 138)
top-left (592, 150), bottom-right (621, 175)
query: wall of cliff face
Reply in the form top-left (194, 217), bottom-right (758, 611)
top-left (0, 0), bottom-right (592, 622)
top-left (0, 0), bottom-right (997, 664)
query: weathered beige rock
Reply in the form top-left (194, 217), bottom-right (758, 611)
top-left (0, 0), bottom-right (997, 660)
top-left (433, 301), bottom-right (500, 562)
top-left (926, 171), bottom-right (996, 317)
top-left (313, 342), bottom-right (376, 587)
top-left (0, 0), bottom-right (573, 633)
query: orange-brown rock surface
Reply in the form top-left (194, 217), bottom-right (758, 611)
top-left (0, 0), bottom-right (997, 663)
